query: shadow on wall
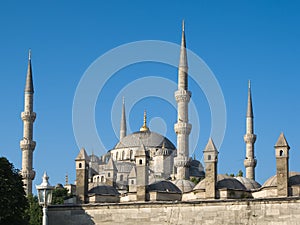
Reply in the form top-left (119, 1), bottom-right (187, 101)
top-left (48, 205), bottom-right (95, 225)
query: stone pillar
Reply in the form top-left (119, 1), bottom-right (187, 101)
top-left (135, 144), bottom-right (149, 201)
top-left (75, 148), bottom-right (89, 203)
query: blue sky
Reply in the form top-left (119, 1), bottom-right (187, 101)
top-left (0, 1), bottom-right (300, 191)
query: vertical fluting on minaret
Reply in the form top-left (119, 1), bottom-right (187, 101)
top-left (174, 20), bottom-right (192, 180)
top-left (20, 50), bottom-right (36, 195)
top-left (243, 81), bottom-right (257, 180)
top-left (120, 97), bottom-right (127, 140)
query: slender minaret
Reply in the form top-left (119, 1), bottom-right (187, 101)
top-left (120, 97), bottom-right (127, 140)
top-left (174, 20), bottom-right (192, 180)
top-left (20, 50), bottom-right (36, 195)
top-left (243, 81), bottom-right (257, 180)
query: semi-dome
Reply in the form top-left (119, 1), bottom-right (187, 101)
top-left (148, 180), bottom-right (181, 193)
top-left (114, 130), bottom-right (176, 150)
top-left (263, 171), bottom-right (300, 188)
top-left (234, 177), bottom-right (261, 190)
top-left (194, 174), bottom-right (246, 191)
top-left (172, 179), bottom-right (195, 193)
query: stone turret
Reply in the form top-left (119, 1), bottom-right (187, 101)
top-left (203, 138), bottom-right (218, 199)
top-left (274, 133), bottom-right (290, 197)
top-left (20, 50), bottom-right (36, 195)
top-left (75, 148), bottom-right (89, 203)
top-left (135, 144), bottom-right (149, 201)
top-left (105, 156), bottom-right (117, 187)
top-left (244, 81), bottom-right (257, 180)
top-left (174, 20), bottom-right (192, 180)
top-left (120, 97), bottom-right (127, 140)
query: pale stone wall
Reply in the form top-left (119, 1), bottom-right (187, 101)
top-left (49, 198), bottom-right (300, 225)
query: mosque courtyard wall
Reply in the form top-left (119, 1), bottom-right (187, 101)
top-left (48, 197), bottom-right (300, 225)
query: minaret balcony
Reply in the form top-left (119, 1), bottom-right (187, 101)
top-left (244, 158), bottom-right (257, 168)
top-left (20, 169), bottom-right (36, 180)
top-left (174, 123), bottom-right (192, 135)
top-left (20, 139), bottom-right (36, 150)
top-left (244, 134), bottom-right (257, 143)
top-left (21, 111), bottom-right (36, 122)
top-left (174, 156), bottom-right (190, 168)
top-left (174, 90), bottom-right (191, 103)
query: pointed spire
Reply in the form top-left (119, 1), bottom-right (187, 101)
top-left (179, 19), bottom-right (188, 69)
top-left (76, 148), bottom-right (89, 160)
top-left (247, 80), bottom-right (253, 118)
top-left (120, 97), bottom-right (127, 139)
top-left (140, 110), bottom-right (149, 132)
top-left (25, 49), bottom-right (34, 93)
top-left (204, 138), bottom-right (218, 153)
top-left (275, 132), bottom-right (290, 149)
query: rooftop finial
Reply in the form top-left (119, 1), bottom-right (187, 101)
top-left (182, 19), bottom-right (185, 32)
top-left (28, 49), bottom-right (31, 60)
top-left (140, 109), bottom-right (149, 132)
top-left (248, 80), bottom-right (251, 89)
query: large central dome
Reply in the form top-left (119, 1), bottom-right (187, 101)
top-left (113, 130), bottom-right (176, 150)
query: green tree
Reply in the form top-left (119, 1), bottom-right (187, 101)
top-left (0, 157), bottom-right (29, 225)
top-left (26, 194), bottom-right (42, 225)
top-left (52, 187), bottom-right (70, 204)
top-left (236, 170), bottom-right (243, 177)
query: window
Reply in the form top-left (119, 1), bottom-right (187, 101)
top-left (130, 150), bottom-right (133, 160)
top-left (116, 152), bottom-right (119, 160)
top-left (79, 163), bottom-right (82, 168)
top-left (120, 175), bottom-right (123, 181)
top-left (280, 150), bottom-right (284, 156)
top-left (108, 172), bottom-right (111, 177)
top-left (101, 176), bottom-right (104, 183)
top-left (208, 155), bottom-right (211, 160)
top-left (139, 159), bottom-right (143, 165)
top-left (131, 180), bottom-right (134, 185)
top-left (122, 151), bottom-right (125, 160)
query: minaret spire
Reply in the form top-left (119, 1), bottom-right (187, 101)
top-left (20, 50), bottom-right (37, 195)
top-left (244, 80), bottom-right (257, 180)
top-left (174, 21), bottom-right (192, 180)
top-left (120, 97), bottom-right (127, 140)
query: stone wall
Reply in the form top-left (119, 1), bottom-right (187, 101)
top-left (48, 197), bottom-right (300, 225)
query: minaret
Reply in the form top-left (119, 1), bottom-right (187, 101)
top-left (20, 50), bottom-right (36, 195)
top-left (120, 97), bottom-right (127, 140)
top-left (274, 133), bottom-right (290, 197)
top-left (174, 20), bottom-right (192, 180)
top-left (203, 138), bottom-right (218, 199)
top-left (243, 81), bottom-right (257, 180)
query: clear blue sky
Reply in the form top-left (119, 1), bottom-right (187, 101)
top-left (0, 1), bottom-right (300, 191)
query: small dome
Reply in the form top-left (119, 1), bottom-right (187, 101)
top-left (148, 180), bottom-right (181, 194)
top-left (113, 131), bottom-right (176, 150)
top-left (263, 171), bottom-right (300, 188)
top-left (234, 177), bottom-right (261, 190)
top-left (172, 179), bottom-right (195, 193)
top-left (194, 174), bottom-right (246, 191)
top-left (89, 185), bottom-right (120, 196)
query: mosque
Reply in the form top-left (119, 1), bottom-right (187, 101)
top-left (20, 22), bottom-right (300, 207)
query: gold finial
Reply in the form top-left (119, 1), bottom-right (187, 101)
top-left (140, 110), bottom-right (149, 132)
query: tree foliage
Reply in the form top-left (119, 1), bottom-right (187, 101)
top-left (0, 157), bottom-right (29, 225)
top-left (26, 194), bottom-right (42, 225)
top-left (52, 187), bottom-right (70, 205)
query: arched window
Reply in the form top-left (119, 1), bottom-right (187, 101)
top-left (79, 163), bottom-right (82, 168)
top-left (130, 150), bottom-right (133, 160)
top-left (208, 155), bottom-right (211, 160)
top-left (97, 176), bottom-right (99, 183)
top-left (139, 159), bottom-right (143, 165)
top-left (116, 152), bottom-right (119, 160)
top-left (120, 174), bottom-right (123, 181)
top-left (108, 172), bottom-right (111, 177)
top-left (122, 151), bottom-right (125, 160)
top-left (101, 176), bottom-right (104, 183)
top-left (280, 150), bottom-right (284, 156)
top-left (131, 180), bottom-right (134, 185)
